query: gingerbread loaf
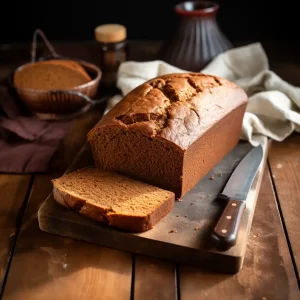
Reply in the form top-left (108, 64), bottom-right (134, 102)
top-left (88, 73), bottom-right (248, 198)
top-left (13, 59), bottom-right (91, 91)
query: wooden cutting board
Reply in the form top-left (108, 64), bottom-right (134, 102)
top-left (38, 141), bottom-right (268, 274)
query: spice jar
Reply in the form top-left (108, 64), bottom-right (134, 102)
top-left (95, 24), bottom-right (128, 90)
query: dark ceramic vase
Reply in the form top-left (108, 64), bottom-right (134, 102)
top-left (158, 1), bottom-right (232, 72)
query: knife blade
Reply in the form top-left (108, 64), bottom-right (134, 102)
top-left (211, 145), bottom-right (264, 250)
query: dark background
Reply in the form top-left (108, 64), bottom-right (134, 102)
top-left (0, 0), bottom-right (298, 43)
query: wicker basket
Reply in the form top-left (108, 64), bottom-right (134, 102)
top-left (11, 29), bottom-right (103, 120)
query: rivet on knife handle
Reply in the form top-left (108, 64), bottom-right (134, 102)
top-left (211, 197), bottom-right (246, 250)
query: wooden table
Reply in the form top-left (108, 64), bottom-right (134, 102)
top-left (0, 41), bottom-right (299, 300)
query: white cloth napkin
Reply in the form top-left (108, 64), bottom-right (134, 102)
top-left (105, 43), bottom-right (300, 147)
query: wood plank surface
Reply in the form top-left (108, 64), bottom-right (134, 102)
top-left (0, 174), bottom-right (31, 292)
top-left (179, 168), bottom-right (300, 300)
top-left (1, 40), bottom-right (300, 300)
top-left (268, 133), bottom-right (300, 281)
top-left (38, 142), bottom-right (267, 274)
top-left (1, 108), bottom-right (133, 300)
top-left (134, 256), bottom-right (177, 300)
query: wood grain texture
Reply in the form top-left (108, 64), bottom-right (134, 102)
top-left (134, 256), bottom-right (176, 300)
top-left (2, 221), bottom-right (132, 300)
top-left (268, 133), bottom-right (300, 280)
top-left (212, 199), bottom-right (246, 250)
top-left (0, 175), bottom-right (31, 291)
top-left (2, 108), bottom-right (133, 300)
top-left (37, 141), bottom-right (268, 274)
top-left (179, 168), bottom-right (300, 300)
top-left (1, 40), bottom-right (299, 300)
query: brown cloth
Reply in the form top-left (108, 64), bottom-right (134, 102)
top-left (0, 83), bottom-right (71, 173)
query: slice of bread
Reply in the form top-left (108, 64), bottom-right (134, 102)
top-left (14, 59), bottom-right (91, 91)
top-left (52, 167), bottom-right (175, 232)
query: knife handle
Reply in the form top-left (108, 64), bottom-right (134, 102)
top-left (211, 197), bottom-right (246, 250)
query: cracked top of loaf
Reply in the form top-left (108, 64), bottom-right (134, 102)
top-left (88, 73), bottom-right (248, 149)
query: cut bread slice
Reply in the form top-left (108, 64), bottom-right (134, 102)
top-left (52, 167), bottom-right (175, 232)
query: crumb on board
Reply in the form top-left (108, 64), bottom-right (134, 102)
top-left (169, 229), bottom-right (177, 233)
top-left (218, 171), bottom-right (223, 177)
top-left (9, 230), bottom-right (16, 237)
top-left (185, 215), bottom-right (187, 218)
top-left (177, 199), bottom-right (182, 202)
top-left (209, 174), bottom-right (214, 180)
top-left (194, 227), bottom-right (200, 231)
top-left (176, 215), bottom-right (179, 217)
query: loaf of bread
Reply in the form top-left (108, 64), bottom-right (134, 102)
top-left (13, 59), bottom-right (91, 90)
top-left (41, 59), bottom-right (92, 81)
top-left (52, 167), bottom-right (175, 232)
top-left (88, 73), bottom-right (248, 198)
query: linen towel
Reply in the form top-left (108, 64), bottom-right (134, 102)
top-left (105, 43), bottom-right (300, 147)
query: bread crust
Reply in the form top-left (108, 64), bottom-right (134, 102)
top-left (87, 73), bottom-right (248, 198)
top-left (52, 171), bottom-right (175, 232)
top-left (88, 73), bottom-right (247, 148)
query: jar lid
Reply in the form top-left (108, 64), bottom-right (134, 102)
top-left (95, 24), bottom-right (126, 43)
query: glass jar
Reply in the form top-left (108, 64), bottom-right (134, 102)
top-left (95, 24), bottom-right (128, 90)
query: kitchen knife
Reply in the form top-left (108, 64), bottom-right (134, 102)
top-left (211, 145), bottom-right (264, 250)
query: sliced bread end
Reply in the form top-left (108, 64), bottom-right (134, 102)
top-left (52, 168), bottom-right (175, 232)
